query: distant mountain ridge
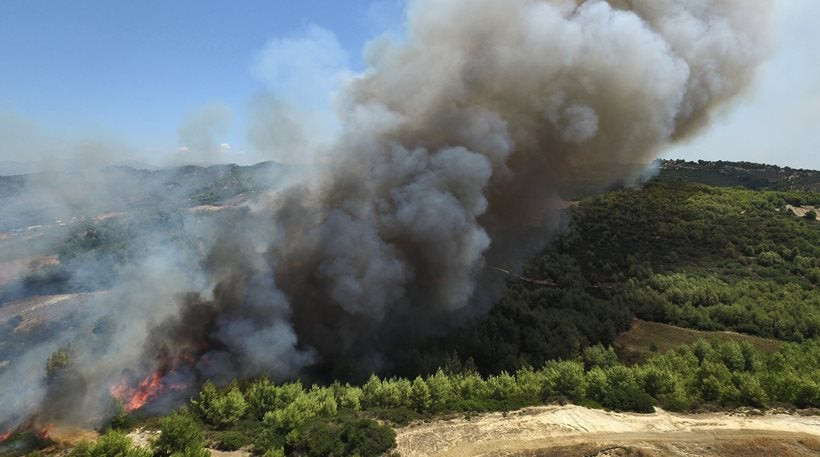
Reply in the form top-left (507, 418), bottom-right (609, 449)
top-left (0, 161), bottom-right (294, 232)
top-left (1, 159), bottom-right (816, 218)
top-left (657, 159), bottom-right (819, 192)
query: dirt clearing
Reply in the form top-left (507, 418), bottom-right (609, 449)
top-left (614, 319), bottom-right (782, 363)
top-left (786, 204), bottom-right (817, 219)
top-left (394, 404), bottom-right (820, 457)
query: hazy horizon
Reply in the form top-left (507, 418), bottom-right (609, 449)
top-left (1, 0), bottom-right (818, 171)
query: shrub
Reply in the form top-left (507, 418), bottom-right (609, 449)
top-left (734, 373), bottom-right (768, 408)
top-left (288, 416), bottom-right (396, 457)
top-left (600, 366), bottom-right (656, 413)
top-left (659, 385), bottom-right (694, 412)
top-left (212, 430), bottom-right (251, 451)
top-left (410, 376), bottom-right (432, 411)
top-left (246, 379), bottom-right (305, 419)
top-left (451, 372), bottom-right (488, 403)
top-left (69, 429), bottom-right (151, 457)
top-left (246, 378), bottom-right (278, 420)
top-left (585, 367), bottom-right (608, 403)
top-left (793, 379), bottom-right (819, 408)
top-left (425, 369), bottom-right (455, 410)
top-left (263, 387), bottom-right (338, 432)
top-left (486, 372), bottom-right (518, 402)
top-left (109, 398), bottom-right (135, 430)
top-left (334, 384), bottom-right (363, 411)
top-left (362, 375), bottom-right (412, 409)
top-left (543, 361), bottom-right (587, 400)
top-left (152, 410), bottom-right (208, 457)
top-left (252, 428), bottom-right (286, 456)
top-left (371, 406), bottom-right (418, 426)
top-left (757, 251), bottom-right (783, 267)
top-left (582, 344), bottom-right (618, 370)
top-left (603, 385), bottom-right (656, 413)
top-left (46, 347), bottom-right (72, 377)
top-left (191, 380), bottom-right (247, 429)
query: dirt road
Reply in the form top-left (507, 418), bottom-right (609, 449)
top-left (395, 405), bottom-right (820, 457)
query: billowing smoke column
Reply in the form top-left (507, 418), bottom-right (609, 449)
top-left (0, 0), bottom-right (772, 433)
top-left (239, 0), bottom-right (773, 375)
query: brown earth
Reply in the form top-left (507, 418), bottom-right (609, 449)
top-left (785, 204), bottom-right (818, 218)
top-left (394, 405), bottom-right (820, 457)
top-left (0, 255), bottom-right (58, 286)
top-left (0, 292), bottom-right (107, 332)
top-left (126, 428), bottom-right (251, 457)
top-left (47, 426), bottom-right (100, 447)
top-left (614, 319), bottom-right (782, 364)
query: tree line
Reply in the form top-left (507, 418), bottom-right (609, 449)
top-left (78, 338), bottom-right (819, 457)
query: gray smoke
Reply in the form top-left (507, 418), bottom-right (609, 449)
top-left (247, 0), bottom-right (773, 371)
top-left (0, 0), bottom-right (773, 433)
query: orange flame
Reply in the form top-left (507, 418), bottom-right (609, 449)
top-left (110, 371), bottom-right (163, 412)
top-left (36, 424), bottom-right (53, 441)
top-left (110, 367), bottom-right (191, 413)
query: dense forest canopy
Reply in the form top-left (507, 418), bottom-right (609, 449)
top-left (390, 179), bottom-right (819, 376)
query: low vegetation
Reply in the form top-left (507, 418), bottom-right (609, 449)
top-left (88, 339), bottom-right (817, 456)
top-left (68, 429), bottom-right (151, 457)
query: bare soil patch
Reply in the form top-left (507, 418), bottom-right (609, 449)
top-left (394, 404), bottom-right (819, 457)
top-left (0, 255), bottom-right (58, 286)
top-left (785, 204), bottom-right (817, 218)
top-left (614, 319), bottom-right (782, 363)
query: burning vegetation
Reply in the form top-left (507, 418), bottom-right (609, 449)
top-left (110, 371), bottom-right (166, 413)
top-left (109, 359), bottom-right (196, 414)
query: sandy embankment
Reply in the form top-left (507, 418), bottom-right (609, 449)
top-left (395, 405), bottom-right (820, 457)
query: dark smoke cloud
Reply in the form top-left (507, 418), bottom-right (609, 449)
top-left (0, 0), bottom-right (773, 432)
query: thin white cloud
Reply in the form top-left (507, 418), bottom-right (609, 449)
top-left (175, 104), bottom-right (233, 164)
top-left (248, 24), bottom-right (352, 163)
top-left (665, 0), bottom-right (820, 169)
top-left (252, 24), bottom-right (350, 111)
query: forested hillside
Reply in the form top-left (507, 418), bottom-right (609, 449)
top-left (396, 180), bottom-right (820, 376)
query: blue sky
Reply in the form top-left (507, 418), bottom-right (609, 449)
top-left (0, 0), bottom-right (403, 166)
top-left (664, 0), bottom-right (820, 170)
top-left (0, 0), bottom-right (817, 169)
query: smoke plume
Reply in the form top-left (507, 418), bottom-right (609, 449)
top-left (0, 0), bottom-right (773, 433)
